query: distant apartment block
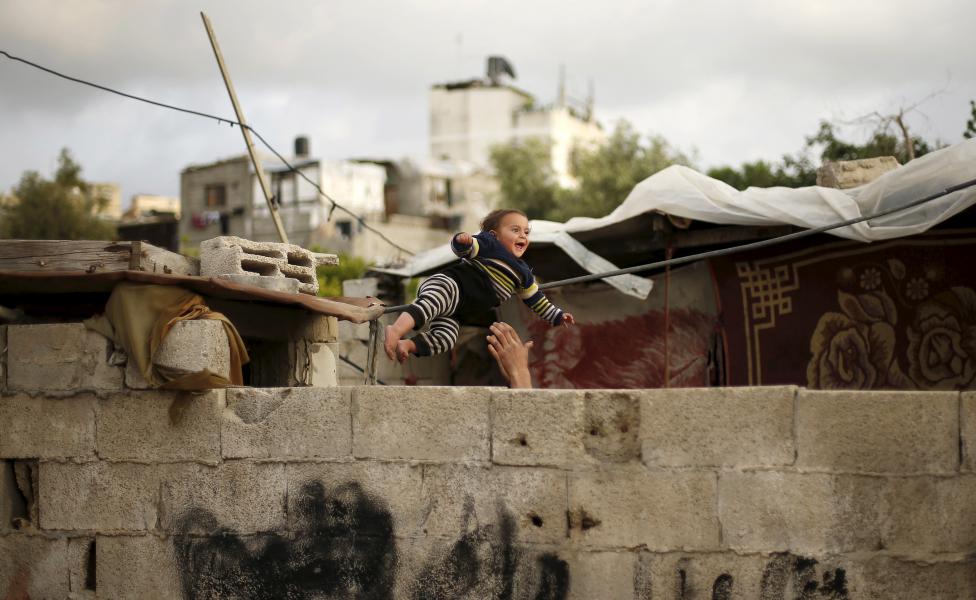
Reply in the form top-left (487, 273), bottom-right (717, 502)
top-left (429, 57), bottom-right (605, 188)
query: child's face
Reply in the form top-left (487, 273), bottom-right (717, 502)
top-left (493, 212), bottom-right (530, 258)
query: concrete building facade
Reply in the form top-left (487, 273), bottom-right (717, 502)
top-left (429, 69), bottom-right (605, 188)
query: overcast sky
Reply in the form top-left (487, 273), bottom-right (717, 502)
top-left (1, 0), bottom-right (974, 205)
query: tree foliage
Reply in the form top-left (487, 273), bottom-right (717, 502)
top-left (489, 120), bottom-right (690, 221)
top-left (708, 118), bottom-right (939, 191)
top-left (314, 252), bottom-right (369, 297)
top-left (1, 149), bottom-right (116, 240)
top-left (488, 138), bottom-right (558, 220)
top-left (965, 100), bottom-right (976, 140)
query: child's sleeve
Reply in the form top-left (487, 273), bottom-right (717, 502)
top-left (451, 233), bottom-right (479, 258)
top-left (519, 281), bottom-right (566, 326)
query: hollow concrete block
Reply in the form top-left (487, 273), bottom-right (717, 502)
top-left (222, 387), bottom-right (351, 459)
top-left (153, 319), bottom-right (231, 381)
top-left (419, 464), bottom-right (568, 545)
top-left (39, 462), bottom-right (160, 531)
top-left (96, 535), bottom-right (182, 599)
top-left (200, 236), bottom-right (321, 295)
top-left (883, 474), bottom-right (976, 553)
top-left (6, 323), bottom-right (122, 394)
top-left (0, 534), bottom-right (69, 599)
top-left (352, 386), bottom-right (490, 463)
top-left (719, 470), bottom-right (885, 554)
top-left (159, 462), bottom-right (286, 535)
top-left (568, 467), bottom-right (720, 551)
top-left (640, 386), bottom-right (796, 468)
top-left (0, 394), bottom-right (95, 459)
top-left (796, 389), bottom-right (958, 474)
top-left (96, 390), bottom-right (223, 464)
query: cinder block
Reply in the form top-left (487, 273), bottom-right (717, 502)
top-left (640, 386), bottom-right (795, 468)
top-left (352, 386), bottom-right (490, 463)
top-left (39, 462), bottom-right (160, 531)
top-left (420, 464), bottom-right (568, 545)
top-left (0, 394), bottom-right (95, 459)
top-left (637, 551), bottom-right (773, 600)
top-left (492, 390), bottom-right (643, 467)
top-left (97, 535), bottom-right (182, 599)
top-left (285, 461), bottom-right (424, 538)
top-left (160, 462), bottom-right (286, 534)
top-left (961, 392), bottom-right (976, 472)
top-left (569, 467), bottom-right (719, 551)
top-left (796, 390), bottom-right (958, 473)
top-left (7, 323), bottom-right (123, 393)
top-left (154, 319), bottom-right (231, 380)
top-left (200, 236), bottom-right (323, 295)
top-left (719, 471), bottom-right (884, 554)
top-left (394, 536), bottom-right (572, 599)
top-left (843, 555), bottom-right (976, 600)
top-left (816, 156), bottom-right (899, 189)
top-left (561, 551), bottom-right (635, 600)
top-left (0, 534), bottom-right (69, 598)
top-left (96, 390), bottom-right (223, 463)
top-left (883, 475), bottom-right (976, 553)
top-left (222, 387), bottom-right (351, 459)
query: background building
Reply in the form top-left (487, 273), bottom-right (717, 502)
top-left (429, 57), bottom-right (605, 188)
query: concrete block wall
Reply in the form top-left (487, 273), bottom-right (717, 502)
top-left (2, 381), bottom-right (975, 598)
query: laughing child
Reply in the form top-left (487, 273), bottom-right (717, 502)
top-left (384, 208), bottom-right (574, 361)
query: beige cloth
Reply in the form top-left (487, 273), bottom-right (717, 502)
top-left (85, 282), bottom-right (249, 390)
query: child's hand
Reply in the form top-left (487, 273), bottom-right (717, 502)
top-left (455, 232), bottom-right (472, 246)
top-left (561, 313), bottom-right (575, 327)
top-left (396, 339), bottom-right (416, 363)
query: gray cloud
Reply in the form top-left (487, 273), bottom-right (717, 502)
top-left (1, 0), bottom-right (974, 201)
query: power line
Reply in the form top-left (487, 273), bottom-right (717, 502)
top-left (0, 49), bottom-right (414, 257)
top-left (382, 174), bottom-right (976, 313)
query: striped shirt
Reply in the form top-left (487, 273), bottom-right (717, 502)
top-left (451, 232), bottom-right (565, 325)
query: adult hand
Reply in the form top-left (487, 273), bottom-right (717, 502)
top-left (487, 321), bottom-right (534, 389)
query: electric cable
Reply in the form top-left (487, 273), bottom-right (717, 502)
top-left (0, 49), bottom-right (414, 256)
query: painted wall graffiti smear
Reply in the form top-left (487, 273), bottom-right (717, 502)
top-left (172, 480), bottom-right (569, 600)
top-left (173, 481), bottom-right (397, 599)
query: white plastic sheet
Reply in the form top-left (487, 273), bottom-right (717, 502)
top-left (532, 138), bottom-right (976, 242)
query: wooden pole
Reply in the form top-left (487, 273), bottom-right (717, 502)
top-left (200, 11), bottom-right (289, 244)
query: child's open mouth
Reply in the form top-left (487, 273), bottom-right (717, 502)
top-left (515, 242), bottom-right (526, 251)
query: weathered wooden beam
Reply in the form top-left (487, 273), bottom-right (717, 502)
top-left (0, 240), bottom-right (199, 275)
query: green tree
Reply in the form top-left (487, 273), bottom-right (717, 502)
top-left (965, 100), bottom-right (976, 139)
top-left (556, 123), bottom-right (691, 220)
top-left (490, 120), bottom-right (690, 221)
top-left (314, 252), bottom-right (369, 297)
top-left (488, 138), bottom-right (559, 220)
top-left (1, 149), bottom-right (116, 240)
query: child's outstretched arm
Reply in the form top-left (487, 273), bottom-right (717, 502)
top-left (451, 232), bottom-right (477, 258)
top-left (519, 282), bottom-right (573, 326)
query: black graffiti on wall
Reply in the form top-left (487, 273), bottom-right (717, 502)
top-left (759, 554), bottom-right (849, 600)
top-left (173, 481), bottom-right (397, 599)
top-left (683, 553), bottom-right (848, 600)
top-left (173, 480), bottom-right (569, 600)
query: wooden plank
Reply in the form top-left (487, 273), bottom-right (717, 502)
top-left (0, 240), bottom-right (134, 273)
top-left (0, 240), bottom-right (199, 275)
top-left (135, 243), bottom-right (199, 275)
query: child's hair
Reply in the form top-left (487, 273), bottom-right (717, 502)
top-left (480, 208), bottom-right (527, 233)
